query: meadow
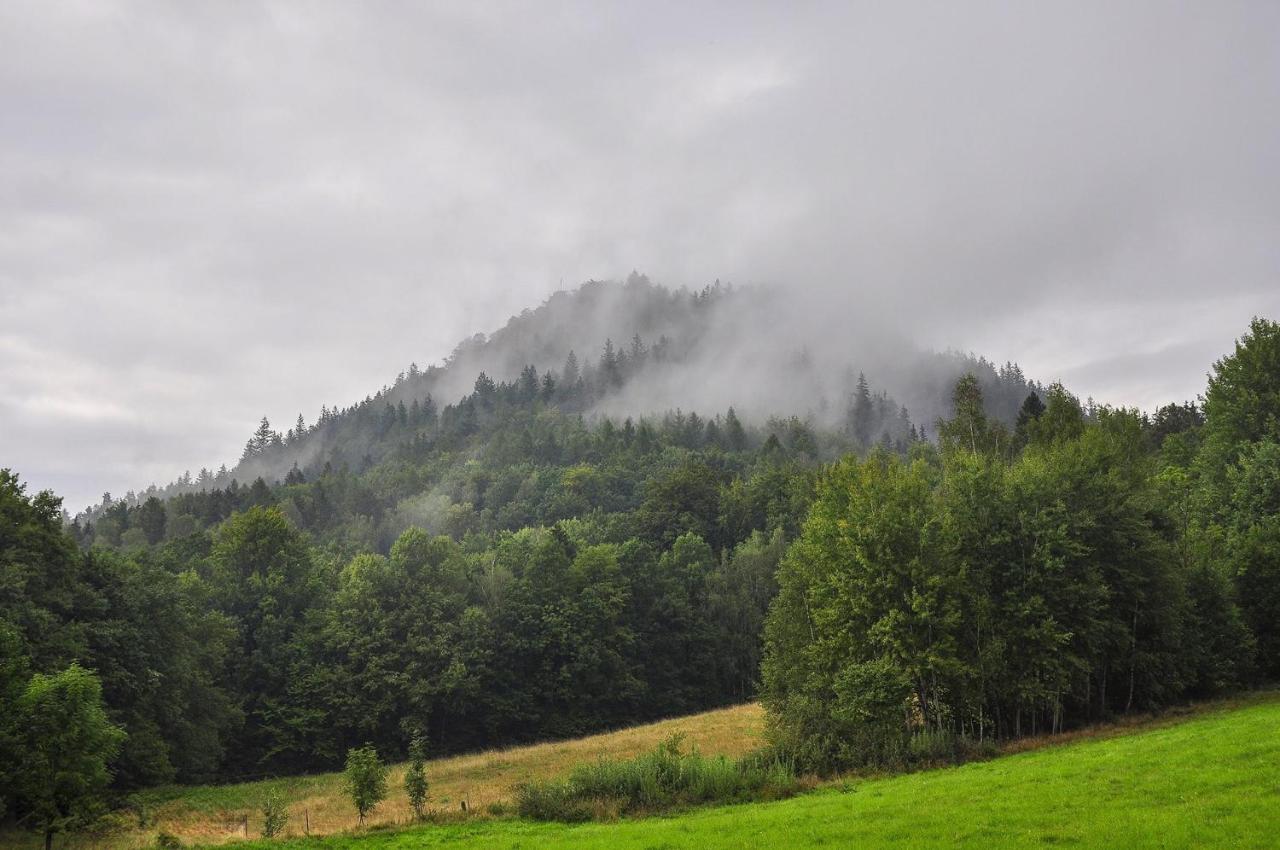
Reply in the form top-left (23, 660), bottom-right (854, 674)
top-left (7, 704), bottom-right (764, 849)
top-left (215, 691), bottom-right (1280, 850)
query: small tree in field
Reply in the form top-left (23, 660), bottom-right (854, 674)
top-left (404, 734), bottom-right (429, 821)
top-left (261, 792), bottom-right (288, 838)
top-left (343, 745), bottom-right (387, 826)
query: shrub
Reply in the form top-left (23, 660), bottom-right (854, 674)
top-left (514, 781), bottom-right (594, 822)
top-left (261, 792), bottom-right (288, 838)
top-left (516, 734), bottom-right (799, 821)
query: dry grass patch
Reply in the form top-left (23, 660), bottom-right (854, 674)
top-left (8, 703), bottom-right (763, 849)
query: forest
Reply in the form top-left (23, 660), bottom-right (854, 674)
top-left (1, 289), bottom-right (1277, 844)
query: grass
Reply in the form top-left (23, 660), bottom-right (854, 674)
top-left (6, 703), bottom-right (764, 849)
top-left (514, 734), bottom-right (801, 821)
top-left (215, 690), bottom-right (1279, 849)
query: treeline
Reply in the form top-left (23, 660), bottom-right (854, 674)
top-left (72, 356), bottom-right (932, 555)
top-left (762, 318), bottom-right (1280, 771)
top-left (2, 409), bottom-right (822, 796)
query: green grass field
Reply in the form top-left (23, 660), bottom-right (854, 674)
top-left (219, 693), bottom-right (1280, 850)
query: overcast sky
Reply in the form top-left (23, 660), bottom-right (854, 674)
top-left (2, 1), bottom-right (1278, 512)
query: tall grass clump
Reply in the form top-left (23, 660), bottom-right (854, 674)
top-left (516, 734), bottom-right (799, 821)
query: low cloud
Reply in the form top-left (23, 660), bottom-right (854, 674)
top-left (2, 1), bottom-right (1278, 510)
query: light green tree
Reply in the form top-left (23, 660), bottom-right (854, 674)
top-left (403, 734), bottom-right (429, 821)
top-left (342, 745), bottom-right (387, 826)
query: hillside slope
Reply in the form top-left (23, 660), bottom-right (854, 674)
top-left (227, 693), bottom-right (1279, 850)
top-left (0, 704), bottom-right (763, 849)
top-left (77, 276), bottom-right (1039, 524)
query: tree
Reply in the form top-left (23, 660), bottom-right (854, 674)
top-left (0, 624), bottom-right (30, 819)
top-left (1228, 439), bottom-right (1280, 677)
top-left (724, 407), bottom-right (747, 451)
top-left (208, 508), bottom-right (318, 773)
top-left (11, 664), bottom-right (126, 850)
top-left (343, 745), bottom-right (387, 826)
top-left (1014, 391), bottom-right (1045, 448)
top-left (938, 374), bottom-right (992, 455)
top-left (403, 734), bottom-right (429, 821)
top-left (636, 462), bottom-right (723, 550)
top-left (850, 373), bottom-right (874, 449)
top-left (261, 792), bottom-right (288, 838)
top-left (134, 496), bottom-right (167, 545)
top-left (561, 350), bottom-right (580, 388)
top-left (1029, 383), bottom-right (1084, 446)
top-left (762, 453), bottom-right (959, 770)
top-left (243, 417), bottom-right (278, 461)
top-left (1204, 317), bottom-right (1280, 450)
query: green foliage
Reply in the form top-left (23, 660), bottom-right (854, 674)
top-left (5, 308), bottom-right (1275, 809)
top-left (1204, 317), bottom-right (1280, 450)
top-left (515, 734), bottom-right (798, 821)
top-left (261, 792), bottom-right (289, 838)
top-left (223, 696), bottom-right (1280, 850)
top-left (9, 664), bottom-right (126, 847)
top-left (342, 746), bottom-right (387, 825)
top-left (764, 367), bottom-right (1267, 773)
top-left (403, 735), bottom-right (429, 821)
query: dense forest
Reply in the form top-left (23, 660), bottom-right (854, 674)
top-left (1, 281), bottom-right (1276, 844)
top-left (763, 318), bottom-right (1279, 769)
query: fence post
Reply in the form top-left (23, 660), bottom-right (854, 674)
top-left (305, 808), bottom-right (310, 835)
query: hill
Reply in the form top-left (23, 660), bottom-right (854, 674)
top-left (0, 704), bottom-right (764, 849)
top-left (216, 692), bottom-right (1280, 850)
top-left (74, 276), bottom-right (1039, 533)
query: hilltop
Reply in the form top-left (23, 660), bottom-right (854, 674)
top-left (73, 276), bottom-right (1038, 540)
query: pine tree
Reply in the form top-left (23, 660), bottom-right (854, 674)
top-left (725, 407), bottom-right (747, 451)
top-left (562, 350), bottom-right (580, 387)
top-left (851, 373), bottom-right (873, 449)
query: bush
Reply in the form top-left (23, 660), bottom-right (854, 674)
top-left (515, 734), bottom-right (799, 821)
top-left (514, 781), bottom-right (594, 822)
top-left (261, 792), bottom-right (288, 838)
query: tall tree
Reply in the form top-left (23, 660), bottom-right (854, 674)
top-left (11, 664), bottom-right (126, 850)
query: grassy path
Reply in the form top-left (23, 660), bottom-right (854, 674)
top-left (225, 693), bottom-right (1280, 849)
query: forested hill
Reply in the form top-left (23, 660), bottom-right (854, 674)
top-left (4, 308), bottom-right (1274, 812)
top-left (74, 275), bottom-right (1040, 540)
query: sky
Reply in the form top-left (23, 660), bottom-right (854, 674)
top-left (2, 1), bottom-right (1278, 512)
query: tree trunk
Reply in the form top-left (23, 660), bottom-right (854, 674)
top-left (45, 829), bottom-right (53, 850)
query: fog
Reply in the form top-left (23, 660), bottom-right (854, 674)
top-left (2, 2), bottom-right (1278, 510)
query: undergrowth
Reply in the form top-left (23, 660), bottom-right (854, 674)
top-left (515, 734), bottom-right (800, 821)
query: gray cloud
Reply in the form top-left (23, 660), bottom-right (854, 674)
top-left (2, 1), bottom-right (1278, 510)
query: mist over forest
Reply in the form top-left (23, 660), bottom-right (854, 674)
top-left (3, 4), bottom-right (1280, 848)
top-left (78, 275), bottom-right (1042, 523)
